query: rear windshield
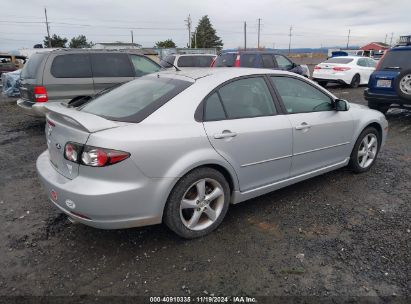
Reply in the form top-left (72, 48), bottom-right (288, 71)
top-left (324, 58), bottom-right (353, 64)
top-left (177, 56), bottom-right (215, 67)
top-left (160, 55), bottom-right (176, 68)
top-left (81, 76), bottom-right (192, 123)
top-left (214, 53), bottom-right (236, 67)
top-left (380, 50), bottom-right (411, 70)
top-left (21, 53), bottom-right (46, 79)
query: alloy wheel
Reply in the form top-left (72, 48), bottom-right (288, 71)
top-left (179, 178), bottom-right (225, 231)
top-left (357, 134), bottom-right (378, 169)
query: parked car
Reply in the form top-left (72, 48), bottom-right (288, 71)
top-left (17, 49), bottom-right (162, 116)
top-left (212, 51), bottom-right (304, 76)
top-left (36, 68), bottom-right (388, 239)
top-left (0, 54), bottom-right (26, 76)
top-left (313, 56), bottom-right (377, 88)
top-left (365, 36), bottom-right (411, 114)
top-left (160, 54), bottom-right (217, 69)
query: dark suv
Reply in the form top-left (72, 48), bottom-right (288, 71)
top-left (365, 36), bottom-right (411, 113)
top-left (17, 49), bottom-right (161, 116)
top-left (212, 51), bottom-right (304, 75)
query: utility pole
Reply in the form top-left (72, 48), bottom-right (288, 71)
top-left (44, 8), bottom-right (51, 48)
top-left (384, 33), bottom-right (388, 44)
top-left (185, 14), bottom-right (192, 48)
top-left (288, 25), bottom-right (293, 55)
top-left (131, 30), bottom-right (134, 45)
top-left (257, 18), bottom-right (261, 49)
top-left (390, 32), bottom-right (394, 46)
top-left (346, 29), bottom-right (351, 49)
top-left (244, 21), bottom-right (247, 50)
top-left (194, 31), bottom-right (197, 48)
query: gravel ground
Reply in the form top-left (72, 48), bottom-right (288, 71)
top-left (0, 85), bottom-right (410, 300)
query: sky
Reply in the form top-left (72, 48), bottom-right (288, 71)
top-left (0, 0), bottom-right (410, 51)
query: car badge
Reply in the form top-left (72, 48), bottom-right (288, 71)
top-left (56, 143), bottom-right (61, 150)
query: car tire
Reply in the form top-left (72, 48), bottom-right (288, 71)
top-left (350, 74), bottom-right (361, 88)
top-left (368, 102), bottom-right (390, 114)
top-left (163, 167), bottom-right (230, 239)
top-left (349, 127), bottom-right (380, 173)
top-left (318, 81), bottom-right (328, 87)
top-left (394, 69), bottom-right (411, 101)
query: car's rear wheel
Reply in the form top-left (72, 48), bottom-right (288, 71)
top-left (368, 102), bottom-right (390, 114)
top-left (395, 69), bottom-right (411, 101)
top-left (350, 74), bottom-right (361, 88)
top-left (318, 81), bottom-right (328, 87)
top-left (163, 167), bottom-right (230, 239)
top-left (349, 127), bottom-right (380, 173)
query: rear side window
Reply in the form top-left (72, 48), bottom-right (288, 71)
top-left (324, 58), bottom-right (354, 64)
top-left (240, 54), bottom-right (260, 68)
top-left (51, 54), bottom-right (92, 78)
top-left (177, 56), bottom-right (215, 67)
top-left (214, 53), bottom-right (236, 67)
top-left (21, 53), bottom-right (46, 79)
top-left (91, 53), bottom-right (134, 77)
top-left (217, 77), bottom-right (276, 119)
top-left (380, 50), bottom-right (411, 70)
top-left (130, 55), bottom-right (160, 77)
top-left (160, 55), bottom-right (176, 68)
top-left (357, 58), bottom-right (368, 67)
top-left (274, 55), bottom-right (293, 69)
top-left (81, 77), bottom-right (192, 122)
top-left (204, 92), bottom-right (226, 121)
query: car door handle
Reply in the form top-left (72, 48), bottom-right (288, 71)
top-left (295, 123), bottom-right (312, 130)
top-left (214, 130), bottom-right (237, 139)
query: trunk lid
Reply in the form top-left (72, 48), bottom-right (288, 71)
top-left (45, 103), bottom-right (121, 179)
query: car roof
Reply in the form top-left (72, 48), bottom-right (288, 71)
top-left (391, 46), bottom-right (411, 51)
top-left (221, 51), bottom-right (283, 55)
top-left (173, 54), bottom-right (216, 57)
top-left (153, 67), bottom-right (297, 82)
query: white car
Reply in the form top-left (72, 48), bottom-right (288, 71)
top-left (160, 54), bottom-right (217, 69)
top-left (313, 56), bottom-right (377, 88)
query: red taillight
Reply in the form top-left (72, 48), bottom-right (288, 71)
top-left (210, 58), bottom-right (216, 67)
top-left (34, 86), bottom-right (48, 102)
top-left (47, 119), bottom-right (55, 127)
top-left (332, 66), bottom-right (351, 71)
top-left (234, 54), bottom-right (240, 67)
top-left (64, 143), bottom-right (80, 162)
top-left (314, 65), bottom-right (321, 70)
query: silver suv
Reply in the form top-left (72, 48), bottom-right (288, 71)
top-left (17, 49), bottom-right (161, 116)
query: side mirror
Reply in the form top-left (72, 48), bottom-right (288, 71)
top-left (334, 99), bottom-right (349, 111)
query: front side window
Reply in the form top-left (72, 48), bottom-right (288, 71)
top-left (271, 76), bottom-right (333, 113)
top-left (91, 53), bottom-right (134, 77)
top-left (367, 59), bottom-right (377, 68)
top-left (81, 77), bottom-right (192, 122)
top-left (51, 54), bottom-right (92, 78)
top-left (130, 55), bottom-right (160, 77)
top-left (261, 54), bottom-right (275, 68)
top-left (216, 77), bottom-right (276, 119)
top-left (274, 55), bottom-right (293, 69)
top-left (160, 55), bottom-right (176, 68)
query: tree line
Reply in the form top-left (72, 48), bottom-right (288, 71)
top-left (40, 15), bottom-right (223, 49)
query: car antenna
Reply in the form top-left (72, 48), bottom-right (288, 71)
top-left (161, 58), bottom-right (181, 72)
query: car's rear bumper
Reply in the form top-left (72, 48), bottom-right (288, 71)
top-left (36, 150), bottom-right (176, 229)
top-left (364, 89), bottom-right (409, 105)
top-left (16, 99), bottom-right (47, 117)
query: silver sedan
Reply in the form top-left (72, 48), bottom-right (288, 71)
top-left (36, 68), bottom-right (388, 238)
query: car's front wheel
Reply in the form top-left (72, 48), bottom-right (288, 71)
top-left (163, 167), bottom-right (230, 239)
top-left (349, 127), bottom-right (380, 173)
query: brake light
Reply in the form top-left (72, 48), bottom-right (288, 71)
top-left (64, 142), bottom-right (130, 167)
top-left (375, 51), bottom-right (387, 71)
top-left (234, 54), bottom-right (240, 67)
top-left (332, 67), bottom-right (351, 71)
top-left (34, 86), bottom-right (48, 102)
top-left (314, 66), bottom-right (321, 70)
